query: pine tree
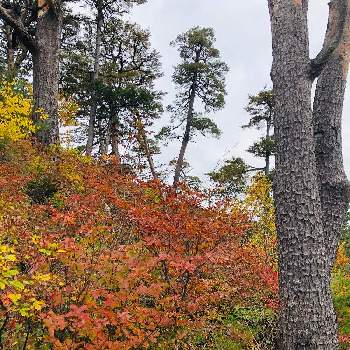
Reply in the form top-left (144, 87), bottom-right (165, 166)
top-left (167, 27), bottom-right (228, 186)
top-left (61, 16), bottom-right (163, 178)
top-left (244, 89), bottom-right (274, 176)
top-left (83, 0), bottom-right (147, 156)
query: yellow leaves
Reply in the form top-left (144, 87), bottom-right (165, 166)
top-left (59, 95), bottom-right (80, 148)
top-left (0, 244), bottom-right (15, 254)
top-left (31, 235), bottom-right (41, 245)
top-left (59, 95), bottom-right (79, 127)
top-left (335, 242), bottom-right (350, 272)
top-left (244, 174), bottom-right (274, 216)
top-left (2, 269), bottom-right (19, 278)
top-left (239, 174), bottom-right (277, 267)
top-left (38, 243), bottom-right (66, 257)
top-left (33, 273), bottom-right (52, 282)
top-left (0, 244), bottom-right (28, 293)
top-left (39, 248), bottom-right (53, 256)
top-left (8, 280), bottom-right (25, 291)
top-left (0, 245), bottom-right (17, 263)
top-left (4, 254), bottom-right (16, 262)
top-left (31, 298), bottom-right (45, 311)
top-left (1, 241), bottom-right (50, 318)
top-left (8, 293), bottom-right (21, 304)
top-left (59, 162), bottom-right (85, 192)
top-left (27, 156), bottom-right (49, 176)
top-left (0, 80), bottom-right (36, 141)
top-left (1, 245), bottom-right (19, 282)
top-left (7, 294), bottom-right (45, 316)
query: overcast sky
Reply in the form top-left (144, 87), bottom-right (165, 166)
top-left (124, 1), bottom-right (350, 180)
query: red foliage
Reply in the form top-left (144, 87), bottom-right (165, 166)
top-left (0, 141), bottom-right (277, 349)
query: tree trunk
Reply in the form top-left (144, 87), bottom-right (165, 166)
top-left (265, 118), bottom-right (271, 176)
top-left (173, 85), bottom-right (196, 186)
top-left (173, 90), bottom-right (195, 186)
top-left (268, 0), bottom-right (350, 348)
top-left (312, 1), bottom-right (350, 274)
top-left (173, 48), bottom-right (202, 187)
top-left (0, 2), bottom-right (61, 145)
top-left (110, 120), bottom-right (122, 166)
top-left (99, 119), bottom-right (110, 156)
top-left (32, 6), bottom-right (61, 145)
top-left (135, 116), bottom-right (158, 180)
top-left (5, 25), bottom-right (14, 73)
top-left (86, 4), bottom-right (103, 156)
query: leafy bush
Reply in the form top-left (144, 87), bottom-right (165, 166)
top-left (24, 176), bottom-right (58, 204)
top-left (0, 141), bottom-right (277, 349)
top-left (0, 80), bottom-right (36, 141)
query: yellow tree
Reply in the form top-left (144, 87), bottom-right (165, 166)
top-left (0, 80), bottom-right (36, 141)
top-left (241, 174), bottom-right (276, 267)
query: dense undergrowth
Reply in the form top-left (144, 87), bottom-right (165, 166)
top-left (0, 139), bottom-right (279, 349)
top-left (0, 81), bottom-right (350, 349)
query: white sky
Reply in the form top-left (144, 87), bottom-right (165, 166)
top-left (124, 1), bottom-right (350, 180)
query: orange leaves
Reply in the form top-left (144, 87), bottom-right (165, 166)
top-left (0, 141), bottom-right (278, 349)
top-left (44, 312), bottom-right (67, 338)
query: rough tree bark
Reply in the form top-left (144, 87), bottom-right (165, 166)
top-left (268, 0), bottom-right (350, 348)
top-left (0, 0), bottom-right (61, 145)
top-left (32, 1), bottom-right (61, 145)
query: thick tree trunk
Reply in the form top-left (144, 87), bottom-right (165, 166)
top-left (268, 0), bottom-right (350, 348)
top-left (0, 2), bottom-right (61, 145)
top-left (86, 4), bottom-right (103, 156)
top-left (32, 6), bottom-right (61, 145)
top-left (312, 2), bottom-right (350, 274)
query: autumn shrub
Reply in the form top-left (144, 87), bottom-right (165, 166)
top-left (25, 176), bottom-right (59, 204)
top-left (0, 140), bottom-right (278, 349)
top-left (0, 79), bottom-right (36, 142)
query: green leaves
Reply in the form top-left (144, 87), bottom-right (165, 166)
top-left (208, 157), bottom-right (248, 197)
top-left (191, 116), bottom-right (221, 138)
top-left (171, 26), bottom-right (228, 114)
top-left (247, 136), bottom-right (275, 159)
top-left (8, 280), bottom-right (25, 291)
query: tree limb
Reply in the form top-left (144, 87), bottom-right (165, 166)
top-left (310, 0), bottom-right (348, 79)
top-left (0, 4), bottom-right (36, 53)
